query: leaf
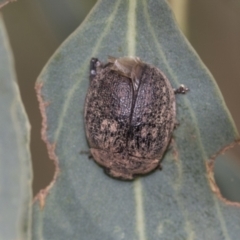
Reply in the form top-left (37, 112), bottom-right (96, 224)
top-left (0, 16), bottom-right (32, 240)
top-left (32, 0), bottom-right (240, 239)
top-left (0, 0), bottom-right (16, 9)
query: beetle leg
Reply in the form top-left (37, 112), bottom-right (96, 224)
top-left (79, 150), bottom-right (93, 160)
top-left (90, 58), bottom-right (101, 79)
top-left (158, 164), bottom-right (162, 171)
top-left (174, 84), bottom-right (189, 94)
top-left (174, 120), bottom-right (180, 129)
top-left (104, 168), bottom-right (112, 177)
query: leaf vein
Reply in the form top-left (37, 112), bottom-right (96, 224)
top-left (53, 0), bottom-right (122, 142)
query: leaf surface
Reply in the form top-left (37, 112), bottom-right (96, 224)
top-left (33, 0), bottom-right (240, 239)
top-left (0, 16), bottom-right (32, 240)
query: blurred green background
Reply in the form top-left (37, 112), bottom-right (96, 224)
top-left (1, 0), bottom-right (240, 200)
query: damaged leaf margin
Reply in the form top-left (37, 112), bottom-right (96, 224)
top-left (34, 82), bottom-right (60, 209)
top-left (207, 140), bottom-right (240, 206)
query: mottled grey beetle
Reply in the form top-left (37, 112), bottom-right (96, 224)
top-left (84, 56), bottom-right (188, 179)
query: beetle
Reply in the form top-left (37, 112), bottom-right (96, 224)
top-left (84, 56), bottom-right (188, 179)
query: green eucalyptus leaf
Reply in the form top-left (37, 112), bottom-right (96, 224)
top-left (32, 0), bottom-right (240, 239)
top-left (0, 16), bottom-right (32, 240)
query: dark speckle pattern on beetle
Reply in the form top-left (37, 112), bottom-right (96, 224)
top-left (84, 56), bottom-right (188, 180)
